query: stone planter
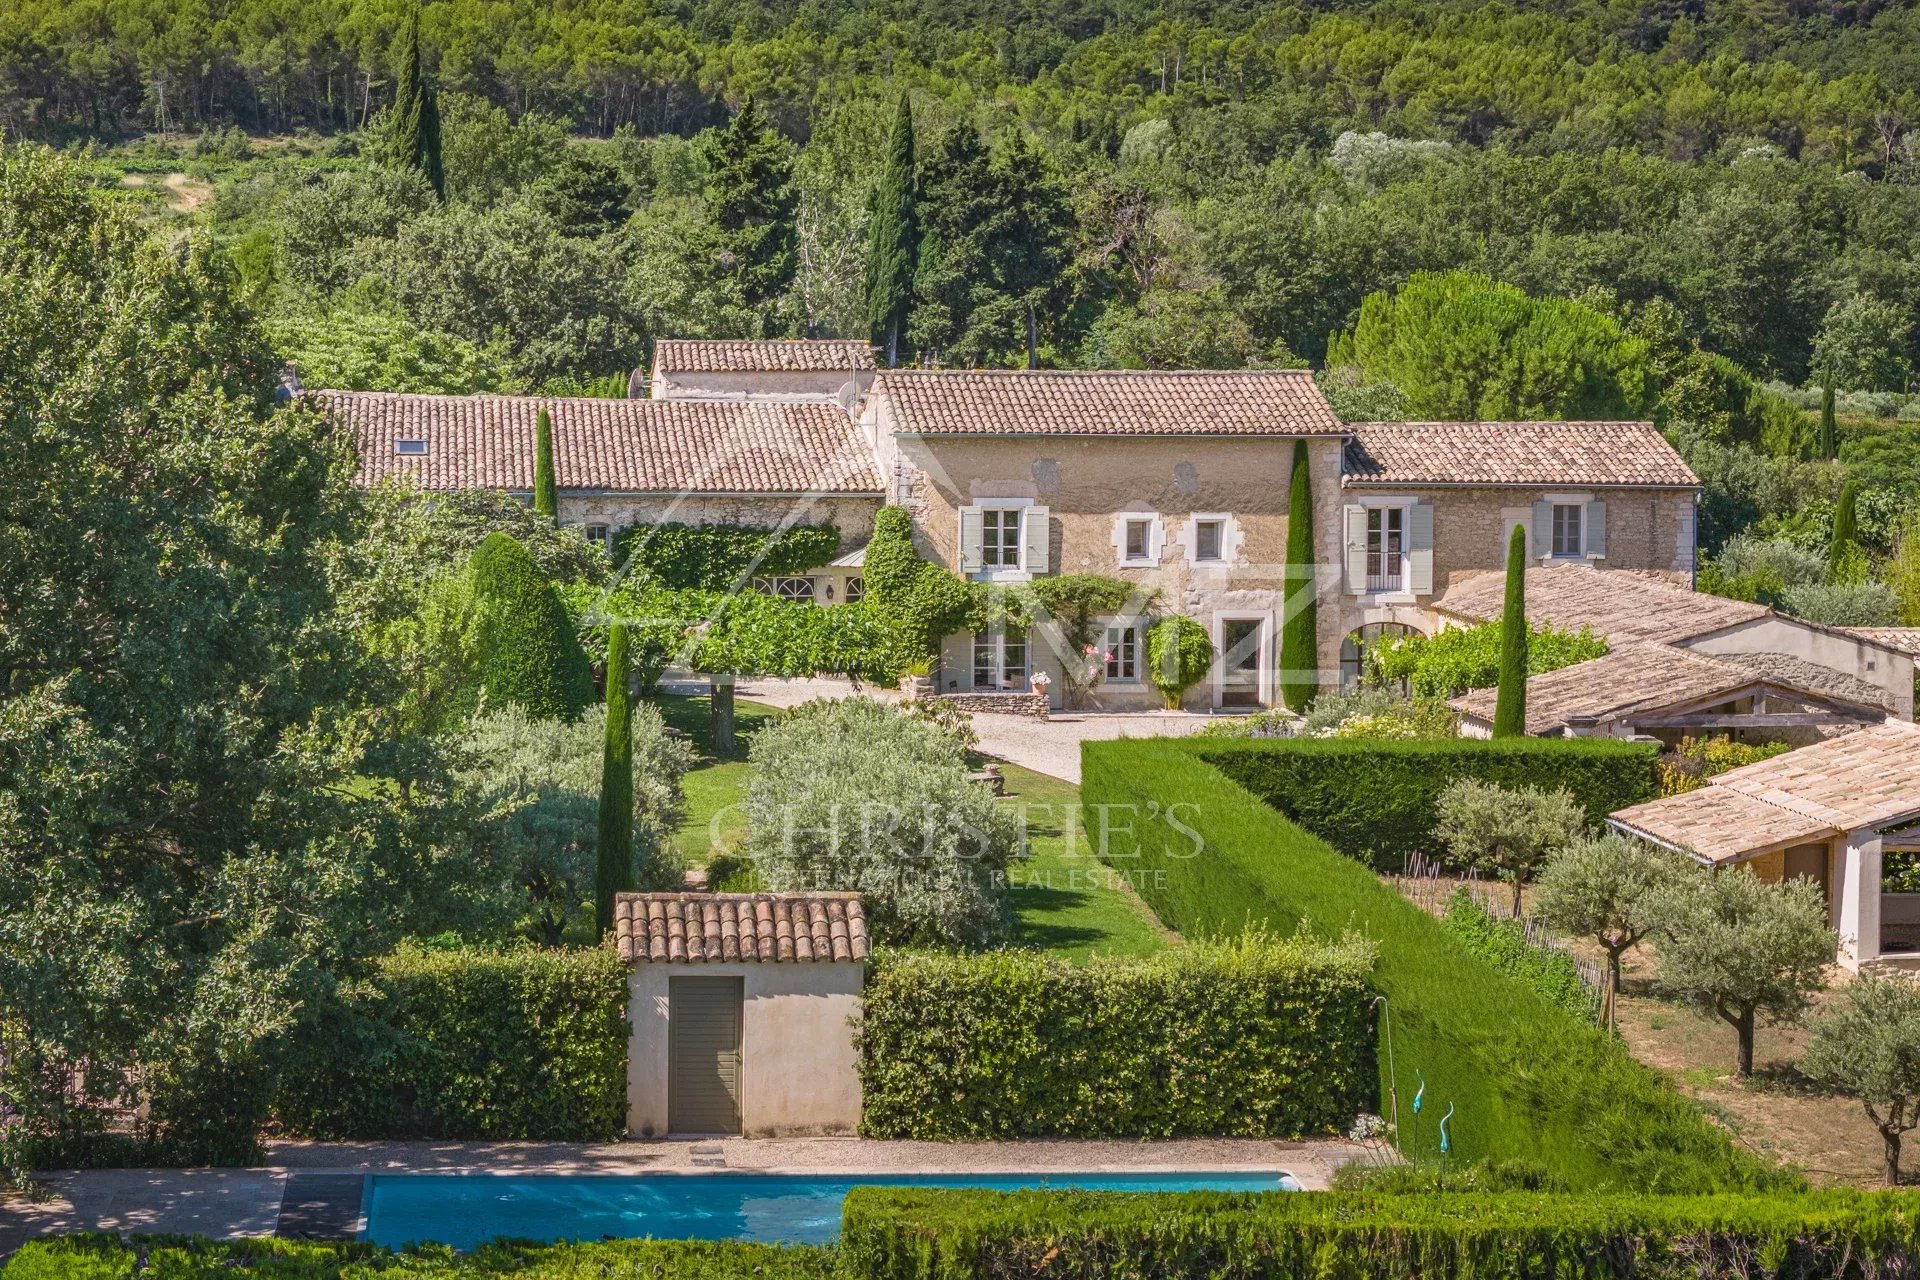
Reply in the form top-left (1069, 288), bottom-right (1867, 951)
top-left (899, 674), bottom-right (936, 702)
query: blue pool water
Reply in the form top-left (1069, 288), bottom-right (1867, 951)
top-left (364, 1170), bottom-right (1296, 1249)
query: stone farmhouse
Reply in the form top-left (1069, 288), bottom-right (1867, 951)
top-left (315, 338), bottom-right (1912, 719)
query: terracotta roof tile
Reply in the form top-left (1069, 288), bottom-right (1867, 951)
top-left (312, 390), bottom-right (882, 495)
top-left (1845, 628), bottom-right (1920, 657)
top-left (1611, 788), bottom-right (1834, 865)
top-left (875, 369), bottom-right (1343, 437)
top-left (1433, 565), bottom-right (1772, 646)
top-left (612, 892), bottom-right (869, 964)
top-left (655, 339), bottom-right (876, 374)
top-left (1343, 421), bottom-right (1698, 488)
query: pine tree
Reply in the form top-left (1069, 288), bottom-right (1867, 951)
top-left (990, 131), bottom-right (1074, 369)
top-left (596, 621), bottom-right (634, 938)
top-left (1279, 440), bottom-right (1319, 711)
top-left (533, 407), bottom-right (557, 521)
top-left (1819, 369), bottom-right (1839, 460)
top-left (1492, 524), bottom-right (1529, 738)
top-left (866, 93), bottom-right (919, 367)
top-left (1831, 478), bottom-right (1861, 575)
top-left (700, 95), bottom-right (797, 321)
top-left (384, 6), bottom-right (444, 199)
top-left (909, 127), bottom-right (997, 363)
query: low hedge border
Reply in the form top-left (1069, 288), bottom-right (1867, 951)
top-left (857, 937), bottom-right (1376, 1139)
top-left (1195, 736), bottom-right (1658, 870)
top-left (273, 945), bottom-right (628, 1142)
top-left (840, 1187), bottom-right (1920, 1280)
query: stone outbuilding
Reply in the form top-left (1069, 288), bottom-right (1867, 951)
top-left (614, 891), bottom-right (868, 1138)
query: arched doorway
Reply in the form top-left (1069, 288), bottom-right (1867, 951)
top-left (1340, 622), bottom-right (1419, 691)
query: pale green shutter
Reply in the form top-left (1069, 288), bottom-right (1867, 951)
top-left (1344, 505), bottom-right (1368, 594)
top-left (1406, 502), bottom-right (1435, 594)
top-left (958, 506), bottom-right (984, 574)
top-left (1023, 505), bottom-right (1051, 574)
top-left (1585, 499), bottom-right (1607, 558)
top-left (1531, 501), bottom-right (1553, 558)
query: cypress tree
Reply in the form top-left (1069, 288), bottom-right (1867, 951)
top-left (384, 6), bottom-right (445, 199)
top-left (466, 532), bottom-right (595, 721)
top-left (1830, 478), bottom-right (1861, 575)
top-left (1819, 370), bottom-right (1838, 460)
top-left (1279, 440), bottom-right (1319, 711)
top-left (533, 407), bottom-right (558, 521)
top-left (699, 95), bottom-right (797, 316)
top-left (596, 621), bottom-right (634, 938)
top-left (866, 93), bottom-right (919, 367)
top-left (1492, 524), bottom-right (1529, 738)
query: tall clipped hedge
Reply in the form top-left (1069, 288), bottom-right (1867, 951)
top-left (610, 521), bottom-right (839, 590)
top-left (857, 937), bottom-right (1375, 1139)
top-left (468, 532), bottom-right (596, 721)
top-left (275, 946), bottom-right (628, 1141)
top-left (1079, 739), bottom-right (1771, 1190)
top-left (841, 1187), bottom-right (1920, 1280)
top-left (1194, 736), bottom-right (1658, 870)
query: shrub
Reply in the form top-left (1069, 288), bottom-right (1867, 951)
top-left (745, 698), bottom-right (1021, 947)
top-left (1195, 737), bottom-right (1657, 871)
top-left (1144, 615), bottom-right (1211, 708)
top-left (857, 934), bottom-right (1376, 1139)
top-left (841, 1186), bottom-right (1920, 1280)
top-left (1440, 890), bottom-right (1591, 1018)
top-left (1656, 734), bottom-right (1792, 795)
top-left (1778, 579), bottom-right (1902, 626)
top-left (460, 702), bottom-right (688, 945)
top-left (3, 1234), bottom-right (838, 1278)
top-left (1432, 778), bottom-right (1586, 915)
top-left (363, 481), bottom-right (609, 586)
top-left (1369, 620), bottom-right (1607, 697)
top-left (863, 506), bottom-right (979, 666)
top-left (1080, 739), bottom-right (1770, 1188)
top-left (1700, 534), bottom-right (1825, 605)
top-left (275, 945), bottom-right (628, 1141)
top-left (609, 521), bottom-right (840, 590)
top-left (466, 532), bottom-right (596, 720)
top-left (1299, 687), bottom-right (1454, 738)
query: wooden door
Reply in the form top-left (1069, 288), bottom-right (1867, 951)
top-left (1221, 619), bottom-right (1264, 707)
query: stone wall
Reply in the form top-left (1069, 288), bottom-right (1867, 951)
top-left (927, 691), bottom-right (1050, 719)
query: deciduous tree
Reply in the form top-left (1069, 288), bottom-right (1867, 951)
top-left (1802, 973), bottom-right (1920, 1185)
top-left (1433, 779), bottom-right (1586, 917)
top-left (1535, 834), bottom-right (1691, 1028)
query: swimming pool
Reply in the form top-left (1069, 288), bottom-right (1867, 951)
top-left (363, 1170), bottom-right (1297, 1248)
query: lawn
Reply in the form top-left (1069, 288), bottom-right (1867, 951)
top-left (650, 693), bottom-right (779, 865)
top-left (999, 762), bottom-right (1175, 960)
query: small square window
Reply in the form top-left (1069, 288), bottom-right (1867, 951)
top-left (1123, 519), bottom-right (1152, 563)
top-left (584, 523), bottom-right (609, 549)
top-left (982, 508), bottom-right (1023, 569)
top-left (1194, 519), bottom-right (1225, 563)
top-left (395, 439), bottom-right (428, 456)
top-left (1552, 504), bottom-right (1584, 557)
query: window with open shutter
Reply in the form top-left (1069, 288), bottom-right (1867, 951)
top-left (1585, 500), bottom-right (1607, 558)
top-left (958, 506), bottom-right (985, 574)
top-left (1023, 505), bottom-right (1051, 574)
top-left (1406, 502), bottom-right (1435, 594)
top-left (1343, 505), bottom-right (1368, 594)
top-left (1531, 501), bottom-right (1553, 560)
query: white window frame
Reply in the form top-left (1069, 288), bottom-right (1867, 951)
top-left (1210, 610), bottom-right (1274, 708)
top-left (981, 506), bottom-right (1023, 570)
top-left (1366, 505), bottom-right (1409, 594)
top-left (756, 575), bottom-right (816, 602)
top-left (584, 523), bottom-right (610, 551)
top-left (1353, 494), bottom-right (1420, 603)
top-left (1550, 502), bottom-right (1584, 558)
top-left (1113, 513), bottom-right (1163, 567)
top-left (1187, 513), bottom-right (1237, 566)
top-left (969, 497), bottom-right (1036, 582)
top-left (971, 626), bottom-right (1030, 691)
top-left (395, 439), bottom-right (428, 456)
top-left (1102, 621), bottom-right (1141, 684)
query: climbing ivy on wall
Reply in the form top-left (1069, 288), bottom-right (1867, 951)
top-left (610, 522), bottom-right (840, 591)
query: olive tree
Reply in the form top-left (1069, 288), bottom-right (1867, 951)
top-left (1802, 974), bottom-right (1920, 1185)
top-left (1534, 834), bottom-right (1692, 1029)
top-left (1656, 871), bottom-right (1834, 1077)
top-left (745, 697), bottom-right (1022, 947)
top-left (1433, 778), bottom-right (1587, 917)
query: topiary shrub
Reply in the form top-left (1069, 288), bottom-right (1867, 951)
top-left (1146, 615), bottom-right (1212, 709)
top-left (467, 531), bottom-right (596, 721)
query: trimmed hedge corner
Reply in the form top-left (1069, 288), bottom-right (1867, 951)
top-left (1079, 739), bottom-right (1775, 1191)
top-left (275, 946), bottom-right (628, 1141)
top-left (1197, 736), bottom-right (1658, 870)
top-left (857, 937), bottom-right (1375, 1139)
top-left (839, 1187), bottom-right (1920, 1280)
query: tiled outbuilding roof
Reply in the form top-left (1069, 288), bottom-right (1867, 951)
top-left (612, 892), bottom-right (870, 964)
top-left (1610, 721), bottom-right (1920, 864)
top-left (1845, 628), bottom-right (1920, 657)
top-left (874, 369), bottom-right (1344, 437)
top-left (313, 390), bottom-right (882, 495)
top-left (1343, 421), bottom-right (1698, 488)
top-left (1450, 643), bottom-right (1889, 735)
top-left (1433, 565), bottom-right (1772, 647)
top-left (654, 339), bottom-right (876, 374)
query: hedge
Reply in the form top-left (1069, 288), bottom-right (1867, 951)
top-left (1196, 736), bottom-right (1658, 870)
top-left (1, 1235), bottom-right (836, 1278)
top-left (467, 532), bottom-right (595, 721)
top-left (610, 521), bottom-right (839, 590)
top-left (1079, 739), bottom-right (1775, 1191)
top-left (274, 946), bottom-right (627, 1141)
top-left (840, 1187), bottom-right (1920, 1280)
top-left (857, 937), bottom-right (1375, 1140)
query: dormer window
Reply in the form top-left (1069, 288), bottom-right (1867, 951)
top-left (395, 439), bottom-right (428, 456)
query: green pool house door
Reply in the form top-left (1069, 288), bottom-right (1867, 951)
top-left (668, 976), bottom-right (744, 1135)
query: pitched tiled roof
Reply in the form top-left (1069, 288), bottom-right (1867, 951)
top-left (1610, 721), bottom-right (1920, 864)
top-left (1450, 643), bottom-right (1889, 734)
top-left (875, 369), bottom-right (1344, 436)
top-left (613, 892), bottom-right (870, 964)
top-left (655, 339), bottom-right (876, 374)
top-left (313, 391), bottom-right (882, 495)
top-left (1433, 566), bottom-right (1772, 647)
top-left (1845, 627), bottom-right (1920, 657)
top-left (1343, 421), bottom-right (1698, 488)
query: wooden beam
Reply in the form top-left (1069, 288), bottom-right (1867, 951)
top-left (1636, 711), bottom-right (1883, 729)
